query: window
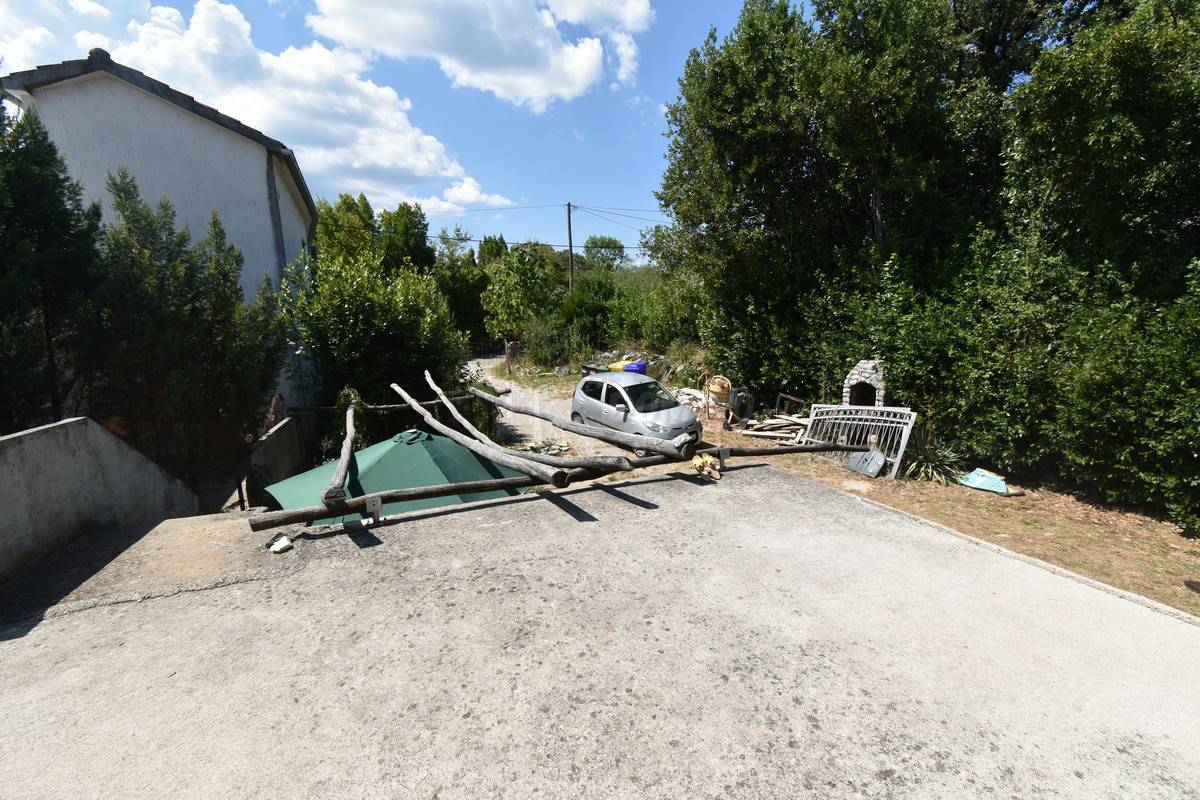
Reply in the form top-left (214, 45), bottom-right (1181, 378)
top-left (624, 380), bottom-right (680, 413)
top-left (603, 384), bottom-right (628, 407)
top-left (581, 381), bottom-right (603, 400)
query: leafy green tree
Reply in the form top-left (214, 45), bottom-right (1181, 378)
top-left (582, 235), bottom-right (627, 269)
top-left (284, 246), bottom-right (466, 406)
top-left (477, 234), bottom-right (508, 265)
top-left (314, 193), bottom-right (375, 263)
top-left (432, 226), bottom-right (489, 338)
top-left (76, 171), bottom-right (285, 485)
top-left (0, 107), bottom-right (100, 432)
top-left (1007, 3), bottom-right (1200, 297)
top-left (482, 243), bottom-right (559, 369)
top-left (561, 268), bottom-right (616, 344)
top-left (378, 201), bottom-right (435, 273)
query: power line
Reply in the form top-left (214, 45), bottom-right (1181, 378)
top-left (576, 205), bottom-right (670, 225)
top-left (423, 203), bottom-right (563, 215)
top-left (318, 216), bottom-right (651, 250)
top-left (574, 205), bottom-right (646, 232)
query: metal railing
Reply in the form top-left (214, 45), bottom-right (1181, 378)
top-left (802, 404), bottom-right (917, 478)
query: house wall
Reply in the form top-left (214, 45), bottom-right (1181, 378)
top-left (27, 72), bottom-right (278, 300)
top-left (0, 418), bottom-right (198, 582)
top-left (273, 154), bottom-right (312, 272)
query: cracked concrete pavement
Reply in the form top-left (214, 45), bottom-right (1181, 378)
top-left (1, 466), bottom-right (1198, 799)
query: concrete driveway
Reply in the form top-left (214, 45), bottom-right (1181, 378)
top-left (1, 466), bottom-right (1197, 798)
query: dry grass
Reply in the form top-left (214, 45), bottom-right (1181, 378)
top-left (704, 427), bottom-right (1200, 618)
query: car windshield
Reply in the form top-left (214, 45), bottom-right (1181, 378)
top-left (623, 380), bottom-right (679, 413)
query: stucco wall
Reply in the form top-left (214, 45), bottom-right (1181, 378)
top-left (29, 73), bottom-right (278, 299)
top-left (248, 416), bottom-right (308, 498)
top-left (273, 154), bottom-right (312, 271)
top-left (0, 418), bottom-right (198, 582)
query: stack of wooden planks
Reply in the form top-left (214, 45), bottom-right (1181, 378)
top-left (738, 413), bottom-right (810, 442)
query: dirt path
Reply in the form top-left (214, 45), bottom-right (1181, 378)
top-left (473, 358), bottom-right (611, 455)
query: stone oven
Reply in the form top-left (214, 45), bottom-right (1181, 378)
top-left (842, 358), bottom-right (885, 407)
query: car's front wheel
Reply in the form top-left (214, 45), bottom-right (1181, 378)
top-left (570, 412), bottom-right (584, 424)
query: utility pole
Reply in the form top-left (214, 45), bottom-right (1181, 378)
top-left (566, 201), bottom-right (575, 291)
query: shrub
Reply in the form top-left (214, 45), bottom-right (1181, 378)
top-left (283, 248), bottom-right (467, 407)
top-left (76, 171), bottom-right (285, 486)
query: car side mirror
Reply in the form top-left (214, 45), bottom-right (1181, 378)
top-left (614, 403), bottom-right (629, 414)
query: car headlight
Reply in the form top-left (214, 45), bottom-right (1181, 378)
top-left (645, 422), bottom-right (669, 434)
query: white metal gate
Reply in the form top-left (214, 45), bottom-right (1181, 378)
top-left (802, 404), bottom-right (917, 478)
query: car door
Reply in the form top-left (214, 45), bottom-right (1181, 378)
top-left (579, 379), bottom-right (605, 424)
top-left (601, 382), bottom-right (631, 431)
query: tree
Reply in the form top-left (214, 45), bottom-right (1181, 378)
top-left (284, 245), bottom-right (467, 407)
top-left (378, 201), bottom-right (435, 273)
top-left (76, 171), bottom-right (285, 486)
top-left (1007, 4), bottom-right (1200, 297)
top-left (314, 193), bottom-right (375, 263)
top-left (432, 226), bottom-right (489, 338)
top-left (0, 107), bottom-right (100, 432)
top-left (477, 234), bottom-right (508, 265)
top-left (583, 235), bottom-right (627, 269)
top-left (482, 243), bottom-right (559, 371)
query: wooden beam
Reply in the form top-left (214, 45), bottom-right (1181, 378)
top-left (322, 404), bottom-right (356, 505)
top-left (390, 382), bottom-right (569, 488)
top-left (290, 389), bottom-right (510, 414)
top-left (467, 387), bottom-right (695, 459)
top-left (423, 372), bottom-right (634, 473)
top-left (249, 441), bottom-right (871, 533)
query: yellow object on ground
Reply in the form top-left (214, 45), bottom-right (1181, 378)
top-left (691, 453), bottom-right (721, 480)
top-left (608, 360), bottom-right (631, 371)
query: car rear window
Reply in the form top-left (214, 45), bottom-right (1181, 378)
top-left (581, 380), bottom-right (603, 400)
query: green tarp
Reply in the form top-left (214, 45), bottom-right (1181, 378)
top-left (265, 429), bottom-right (526, 526)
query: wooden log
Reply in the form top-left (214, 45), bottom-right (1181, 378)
top-left (250, 474), bottom-right (541, 531)
top-left (467, 386), bottom-right (694, 459)
top-left (740, 430), bottom-right (794, 439)
top-left (423, 371), bottom-right (633, 473)
top-left (391, 383), bottom-right (570, 488)
top-left (249, 441), bottom-right (871, 532)
top-left (322, 404), bottom-right (356, 505)
top-left (290, 389), bottom-right (510, 414)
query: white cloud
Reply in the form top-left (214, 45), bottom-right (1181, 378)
top-left (73, 30), bottom-right (113, 50)
top-left (0, 26), bottom-right (55, 71)
top-left (443, 177), bottom-right (511, 207)
top-left (0, 0), bottom-right (510, 214)
top-left (545, 0), bottom-right (652, 32)
top-left (307, 0), bottom-right (653, 112)
top-left (68, 0), bottom-right (112, 19)
top-left (608, 30), bottom-right (638, 87)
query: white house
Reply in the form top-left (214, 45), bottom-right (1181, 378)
top-left (1, 48), bottom-right (316, 300)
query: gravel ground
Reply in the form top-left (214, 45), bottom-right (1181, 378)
top-left (1, 466), bottom-right (1197, 799)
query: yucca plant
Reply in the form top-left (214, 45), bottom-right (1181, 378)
top-left (902, 420), bottom-right (964, 484)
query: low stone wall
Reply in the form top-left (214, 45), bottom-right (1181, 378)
top-left (0, 418), bottom-right (198, 582)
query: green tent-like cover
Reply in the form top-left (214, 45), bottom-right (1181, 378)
top-left (265, 429), bottom-right (526, 525)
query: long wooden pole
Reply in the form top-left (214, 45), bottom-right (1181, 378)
top-left (322, 404), bottom-right (356, 505)
top-left (290, 389), bottom-right (509, 414)
top-left (249, 442), bottom-right (868, 532)
top-left (390, 382), bottom-right (569, 488)
top-left (424, 371), bottom-right (633, 473)
top-left (467, 386), bottom-right (694, 459)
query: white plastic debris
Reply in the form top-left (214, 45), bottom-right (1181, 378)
top-left (269, 536), bottom-right (293, 554)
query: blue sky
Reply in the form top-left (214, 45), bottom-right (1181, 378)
top-left (2, 1), bottom-right (744, 256)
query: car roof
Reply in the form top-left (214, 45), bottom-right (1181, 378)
top-left (580, 371), bottom-right (661, 387)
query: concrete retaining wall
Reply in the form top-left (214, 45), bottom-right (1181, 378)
top-left (0, 418), bottom-right (198, 582)
top-left (247, 417), bottom-right (308, 502)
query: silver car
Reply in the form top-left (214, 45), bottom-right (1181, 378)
top-left (570, 371), bottom-right (701, 454)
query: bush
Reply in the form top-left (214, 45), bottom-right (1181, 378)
top-left (523, 313), bottom-right (587, 367)
top-left (76, 171), bottom-right (285, 486)
top-left (284, 248), bottom-right (467, 407)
